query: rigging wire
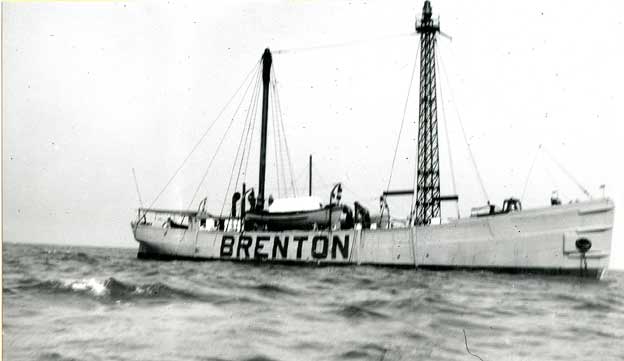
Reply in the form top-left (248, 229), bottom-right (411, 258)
top-left (294, 164), bottom-right (309, 188)
top-left (542, 160), bottom-right (566, 200)
top-left (270, 75), bottom-right (287, 196)
top-left (274, 96), bottom-right (291, 197)
top-left (234, 66), bottom-right (264, 194)
top-left (521, 144), bottom-right (593, 201)
top-left (542, 146), bottom-right (591, 198)
top-left (520, 144), bottom-right (542, 202)
top-left (219, 68), bottom-right (263, 216)
top-left (271, 64), bottom-right (298, 197)
top-left (312, 163), bottom-right (331, 192)
top-left (270, 83), bottom-right (283, 197)
top-left (271, 65), bottom-right (293, 196)
top-left (234, 78), bottom-right (260, 189)
top-left (384, 43), bottom-right (420, 197)
top-left (188, 59), bottom-right (261, 211)
top-left (278, 109), bottom-right (291, 196)
top-left (146, 60), bottom-right (261, 210)
top-left (408, 125), bottom-right (420, 223)
top-left (132, 168), bottom-right (144, 208)
top-left (242, 94), bottom-right (259, 185)
top-left (437, 45), bottom-right (490, 204)
top-left (223, 65), bottom-right (263, 217)
top-left (240, 62), bottom-right (264, 192)
top-left (274, 32), bottom-right (416, 55)
top-left (435, 50), bottom-right (460, 219)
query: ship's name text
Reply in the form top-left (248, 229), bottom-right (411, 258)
top-left (220, 234), bottom-right (350, 261)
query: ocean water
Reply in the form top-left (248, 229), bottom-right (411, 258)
top-left (3, 242), bottom-right (624, 361)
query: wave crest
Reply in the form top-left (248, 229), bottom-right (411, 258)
top-left (19, 277), bottom-right (197, 302)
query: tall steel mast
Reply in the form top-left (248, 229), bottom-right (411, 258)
top-left (414, 1), bottom-right (441, 225)
top-left (257, 48), bottom-right (272, 211)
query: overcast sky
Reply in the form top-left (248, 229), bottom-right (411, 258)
top-left (3, 0), bottom-right (624, 268)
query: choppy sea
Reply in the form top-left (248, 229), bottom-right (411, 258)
top-left (3, 242), bottom-right (624, 361)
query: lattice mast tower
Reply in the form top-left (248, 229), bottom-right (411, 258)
top-left (414, 1), bottom-right (441, 225)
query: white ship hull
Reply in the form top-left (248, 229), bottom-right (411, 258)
top-left (132, 198), bottom-right (614, 279)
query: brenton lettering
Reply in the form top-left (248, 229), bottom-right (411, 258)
top-left (219, 234), bottom-right (350, 261)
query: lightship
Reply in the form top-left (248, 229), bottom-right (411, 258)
top-left (131, 1), bottom-right (615, 279)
